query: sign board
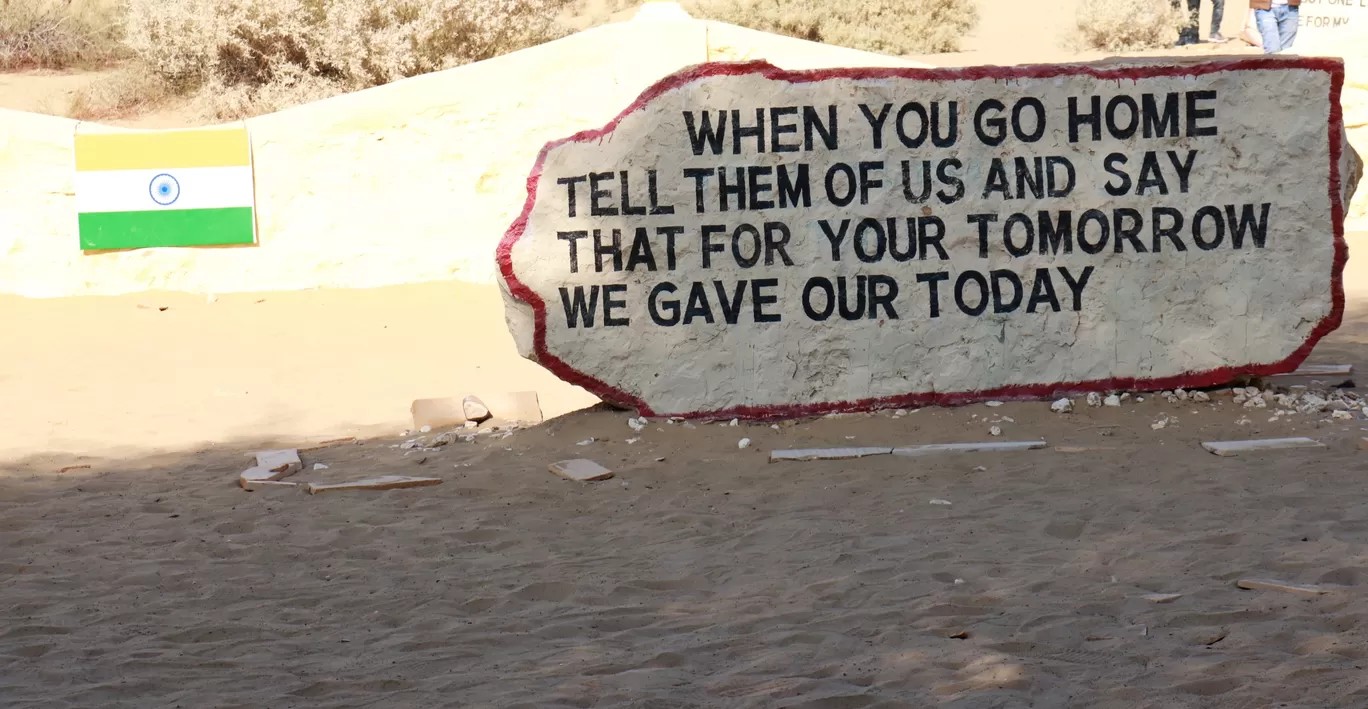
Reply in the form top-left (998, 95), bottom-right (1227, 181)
top-left (75, 125), bottom-right (257, 251)
top-left (1297, 0), bottom-right (1367, 39)
top-left (497, 58), bottom-right (1359, 419)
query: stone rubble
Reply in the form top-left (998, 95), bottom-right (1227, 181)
top-left (1103, 394), bottom-right (1122, 407)
top-left (1051, 398), bottom-right (1073, 413)
top-left (1086, 392), bottom-right (1102, 407)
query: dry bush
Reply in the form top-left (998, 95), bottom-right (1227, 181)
top-left (117, 0), bottom-right (573, 118)
top-left (1070, 0), bottom-right (1189, 52)
top-left (685, 0), bottom-right (978, 55)
top-left (0, 0), bottom-right (124, 69)
top-left (122, 0), bottom-right (572, 92)
top-left (64, 65), bottom-right (173, 119)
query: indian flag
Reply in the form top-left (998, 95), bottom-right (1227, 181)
top-left (74, 126), bottom-right (257, 250)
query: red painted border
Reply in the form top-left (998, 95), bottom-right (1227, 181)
top-left (496, 57), bottom-right (1351, 419)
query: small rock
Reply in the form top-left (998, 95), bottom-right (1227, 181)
top-left (1086, 392), bottom-right (1102, 407)
top-left (1175, 389), bottom-right (1189, 401)
top-left (1333, 410), bottom-right (1354, 420)
top-left (1002, 416), bottom-right (1015, 423)
top-left (894, 409), bottom-right (908, 416)
top-left (929, 499), bottom-right (952, 506)
top-left (953, 578), bottom-right (965, 585)
top-left (1143, 593), bottom-right (1182, 603)
top-left (626, 437), bottom-right (640, 444)
top-left (1120, 393), bottom-right (1131, 401)
top-left (549, 459), bottom-right (614, 482)
top-left (463, 396), bottom-right (492, 423)
top-left (737, 437), bottom-right (753, 450)
top-left (1051, 398), bottom-right (1074, 413)
top-left (1245, 386), bottom-right (1261, 397)
top-left (1136, 396), bottom-right (1145, 402)
top-left (307, 476), bottom-right (442, 494)
top-left (1234, 393), bottom-right (1248, 404)
top-left (429, 432), bottom-right (456, 447)
top-left (400, 439), bottom-right (421, 450)
top-left (986, 401), bottom-right (1003, 407)
top-left (1243, 397), bottom-right (1267, 409)
top-left (1103, 394), bottom-right (1121, 407)
top-left (628, 417), bottom-right (646, 432)
top-left (989, 426), bottom-right (1002, 436)
top-left (576, 438), bottom-right (596, 446)
top-left (1151, 415), bottom-right (1170, 430)
top-left (728, 418), bottom-right (739, 427)
top-left (255, 449), bottom-right (302, 475)
top-left (973, 466), bottom-right (987, 472)
top-left (313, 463), bottom-right (329, 470)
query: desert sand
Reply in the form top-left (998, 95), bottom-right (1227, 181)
top-left (5, 0), bottom-right (1368, 706)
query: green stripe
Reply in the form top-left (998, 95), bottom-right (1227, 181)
top-left (78, 207), bottom-right (255, 250)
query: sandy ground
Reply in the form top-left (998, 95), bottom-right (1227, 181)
top-left (5, 0), bottom-right (1368, 706)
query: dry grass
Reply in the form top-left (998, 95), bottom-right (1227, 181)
top-left (0, 0), bottom-right (124, 70)
top-left (1069, 0), bottom-right (1189, 52)
top-left (64, 64), bottom-right (173, 119)
top-left (684, 0), bottom-right (978, 55)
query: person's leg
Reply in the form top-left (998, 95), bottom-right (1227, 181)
top-left (1255, 9), bottom-right (1281, 53)
top-left (1278, 4), bottom-right (1300, 51)
top-left (1209, 0), bottom-right (1227, 40)
top-left (1177, 0), bottom-right (1202, 44)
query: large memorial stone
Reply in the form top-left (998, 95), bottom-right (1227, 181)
top-left (497, 58), bottom-right (1362, 418)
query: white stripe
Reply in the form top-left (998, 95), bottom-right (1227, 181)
top-left (76, 166), bottom-right (255, 213)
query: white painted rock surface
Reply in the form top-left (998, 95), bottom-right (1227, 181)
top-left (498, 58), bottom-right (1360, 418)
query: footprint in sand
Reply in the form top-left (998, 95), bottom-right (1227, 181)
top-left (1044, 514), bottom-right (1092, 540)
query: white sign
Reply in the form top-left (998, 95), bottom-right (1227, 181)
top-left (497, 58), bottom-right (1360, 419)
top-left (1297, 0), bottom-right (1367, 39)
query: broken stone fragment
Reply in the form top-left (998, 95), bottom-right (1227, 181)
top-left (463, 396), bottom-right (492, 423)
top-left (254, 449), bottom-right (301, 476)
top-left (429, 432), bottom-right (457, 447)
top-left (239, 466), bottom-right (296, 489)
top-left (1050, 398), bottom-right (1073, 413)
top-left (1175, 389), bottom-right (1189, 401)
top-left (549, 459), bottom-right (614, 482)
top-left (411, 398), bottom-right (466, 430)
top-left (1103, 394), bottom-right (1121, 407)
top-left (1192, 391), bottom-right (1210, 402)
top-left (306, 476), bottom-right (443, 494)
top-left (1085, 392), bottom-right (1102, 407)
top-left (989, 426), bottom-right (1002, 436)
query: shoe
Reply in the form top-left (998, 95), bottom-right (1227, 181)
top-left (1175, 34), bottom-right (1199, 47)
top-left (1208, 32), bottom-right (1229, 43)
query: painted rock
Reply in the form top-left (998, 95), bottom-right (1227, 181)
top-left (497, 58), bottom-right (1361, 419)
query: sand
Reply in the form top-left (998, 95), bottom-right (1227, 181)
top-left (6, 384), bottom-right (1368, 707)
top-left (5, 0), bottom-right (1368, 705)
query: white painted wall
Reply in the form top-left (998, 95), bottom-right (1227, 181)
top-left (0, 6), bottom-right (1360, 299)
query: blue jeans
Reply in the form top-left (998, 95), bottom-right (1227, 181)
top-left (1256, 5), bottom-right (1299, 53)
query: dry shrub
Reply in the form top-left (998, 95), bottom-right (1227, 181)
top-left (64, 65), bottom-right (173, 119)
top-left (685, 0), bottom-right (978, 55)
top-left (119, 0), bottom-right (572, 117)
top-left (0, 0), bottom-right (124, 69)
top-left (1071, 0), bottom-right (1189, 52)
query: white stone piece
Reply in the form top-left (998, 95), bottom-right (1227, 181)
top-left (411, 397), bottom-right (466, 430)
top-left (738, 437), bottom-right (751, 449)
top-left (628, 417), bottom-right (646, 432)
top-left (1201, 437), bottom-right (1326, 456)
top-left (239, 466), bottom-right (296, 489)
top-left (463, 396), bottom-right (491, 422)
top-left (497, 60), bottom-right (1357, 417)
top-left (548, 459), bottom-right (614, 481)
top-left (1086, 392), bottom-right (1102, 407)
top-left (892, 441), bottom-right (1046, 457)
top-left (313, 463), bottom-right (329, 470)
top-left (1333, 410), bottom-right (1354, 420)
top-left (1236, 578), bottom-right (1328, 596)
top-left (989, 426), bottom-right (1002, 436)
top-left (254, 449), bottom-right (301, 476)
top-left (929, 499), bottom-right (952, 506)
top-left (1175, 389), bottom-right (1189, 401)
top-left (1142, 593), bottom-right (1183, 603)
top-left (1051, 398), bottom-right (1073, 413)
top-left (1103, 395), bottom-right (1122, 407)
top-left (769, 447), bottom-right (893, 462)
top-left (1151, 415), bottom-right (1170, 430)
top-left (986, 401), bottom-right (1003, 407)
top-left (306, 476), bottom-right (443, 494)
